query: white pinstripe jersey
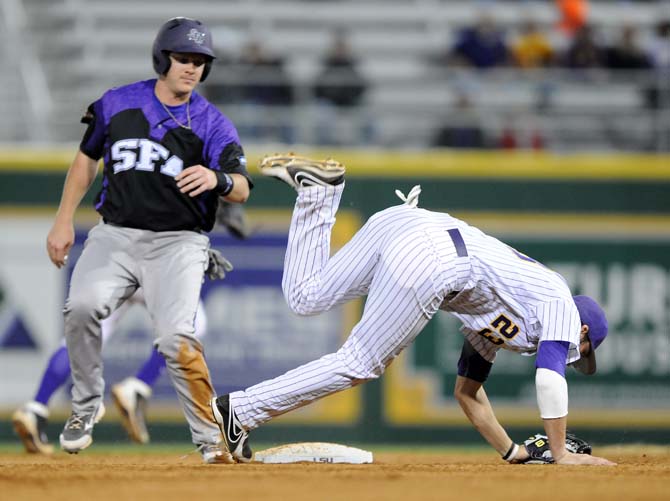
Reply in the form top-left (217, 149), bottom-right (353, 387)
top-left (417, 209), bottom-right (583, 364)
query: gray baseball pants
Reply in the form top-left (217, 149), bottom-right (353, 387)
top-left (63, 221), bottom-right (221, 446)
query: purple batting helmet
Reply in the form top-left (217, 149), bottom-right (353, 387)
top-left (571, 295), bottom-right (608, 375)
top-left (152, 17), bottom-right (216, 82)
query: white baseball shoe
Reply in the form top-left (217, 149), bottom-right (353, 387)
top-left (111, 377), bottom-right (151, 444)
top-left (198, 442), bottom-right (235, 464)
top-left (12, 401), bottom-right (54, 454)
top-left (259, 153), bottom-right (345, 190)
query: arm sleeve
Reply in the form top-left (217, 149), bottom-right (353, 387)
top-left (536, 368), bottom-right (569, 418)
top-left (457, 338), bottom-right (493, 383)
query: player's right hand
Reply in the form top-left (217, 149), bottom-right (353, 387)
top-left (554, 451), bottom-right (617, 466)
top-left (46, 221), bottom-right (75, 268)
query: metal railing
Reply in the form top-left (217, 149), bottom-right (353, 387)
top-left (0, 0), bottom-right (52, 143)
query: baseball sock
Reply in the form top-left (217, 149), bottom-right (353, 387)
top-left (134, 347), bottom-right (166, 387)
top-left (34, 345), bottom-right (71, 405)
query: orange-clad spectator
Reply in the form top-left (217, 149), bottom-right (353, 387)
top-left (511, 20), bottom-right (555, 67)
top-left (556, 0), bottom-right (588, 37)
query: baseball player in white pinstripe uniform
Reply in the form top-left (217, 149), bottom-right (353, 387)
top-left (211, 154), bottom-right (615, 466)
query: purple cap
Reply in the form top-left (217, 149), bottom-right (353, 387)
top-left (571, 295), bottom-right (608, 375)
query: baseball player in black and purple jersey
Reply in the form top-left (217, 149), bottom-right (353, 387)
top-left (210, 154), bottom-right (615, 466)
top-left (46, 17), bottom-right (252, 463)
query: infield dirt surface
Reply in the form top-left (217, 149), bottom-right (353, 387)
top-left (1, 446), bottom-right (668, 501)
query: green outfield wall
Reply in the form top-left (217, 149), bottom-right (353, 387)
top-left (1, 149), bottom-right (668, 446)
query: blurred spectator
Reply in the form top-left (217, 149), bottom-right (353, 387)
top-left (313, 30), bottom-right (372, 145)
top-left (644, 20), bottom-right (670, 111)
top-left (239, 40), bottom-right (294, 106)
top-left (431, 94), bottom-right (487, 149)
top-left (498, 115), bottom-right (546, 151)
top-left (450, 15), bottom-right (510, 69)
top-left (646, 19), bottom-right (670, 70)
top-left (555, 0), bottom-right (589, 37)
top-left (231, 40), bottom-right (295, 143)
top-left (313, 29), bottom-right (367, 107)
top-left (562, 25), bottom-right (605, 69)
top-left (605, 26), bottom-right (651, 70)
top-left (511, 20), bottom-right (555, 68)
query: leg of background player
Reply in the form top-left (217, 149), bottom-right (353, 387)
top-left (11, 345), bottom-right (70, 453)
top-left (111, 349), bottom-right (163, 444)
top-left (11, 303), bottom-right (128, 454)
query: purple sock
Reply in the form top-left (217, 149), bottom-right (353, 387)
top-left (134, 347), bottom-right (166, 387)
top-left (34, 345), bottom-right (71, 405)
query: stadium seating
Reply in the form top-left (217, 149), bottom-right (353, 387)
top-left (1, 0), bottom-right (668, 150)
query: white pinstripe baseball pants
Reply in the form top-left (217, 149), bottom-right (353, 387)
top-left (231, 184), bottom-right (468, 429)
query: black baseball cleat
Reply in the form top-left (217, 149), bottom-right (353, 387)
top-left (259, 153), bottom-right (345, 190)
top-left (210, 395), bottom-right (253, 463)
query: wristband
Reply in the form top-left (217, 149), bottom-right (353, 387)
top-left (215, 171), bottom-right (234, 196)
top-left (502, 442), bottom-right (520, 462)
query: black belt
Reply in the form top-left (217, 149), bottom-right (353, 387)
top-left (447, 228), bottom-right (468, 257)
top-left (103, 219), bottom-right (203, 234)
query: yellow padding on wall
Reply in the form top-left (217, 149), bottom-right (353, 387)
top-left (1, 147), bottom-right (669, 180)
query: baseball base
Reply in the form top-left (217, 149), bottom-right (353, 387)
top-left (254, 442), bottom-right (373, 464)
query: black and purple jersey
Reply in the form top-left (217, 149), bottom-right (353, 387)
top-left (80, 79), bottom-right (252, 232)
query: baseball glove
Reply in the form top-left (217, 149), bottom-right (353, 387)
top-left (206, 248), bottom-right (233, 281)
top-left (521, 432), bottom-right (592, 464)
top-left (215, 200), bottom-right (250, 240)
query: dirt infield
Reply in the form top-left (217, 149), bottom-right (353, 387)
top-left (1, 446), bottom-right (668, 501)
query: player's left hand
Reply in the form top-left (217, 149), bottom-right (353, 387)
top-left (175, 165), bottom-right (217, 197)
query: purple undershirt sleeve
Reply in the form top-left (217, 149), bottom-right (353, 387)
top-left (535, 340), bottom-right (570, 377)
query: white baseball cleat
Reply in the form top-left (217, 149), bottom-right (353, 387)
top-left (12, 401), bottom-right (54, 454)
top-left (111, 377), bottom-right (152, 444)
top-left (259, 153), bottom-right (345, 190)
top-left (198, 442), bottom-right (235, 464)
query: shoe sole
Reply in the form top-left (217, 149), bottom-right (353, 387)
top-left (60, 433), bottom-right (93, 453)
top-left (209, 398), bottom-right (252, 464)
top-left (111, 386), bottom-right (149, 444)
top-left (259, 155), bottom-right (345, 189)
top-left (259, 164), bottom-right (300, 189)
top-left (12, 413), bottom-right (54, 454)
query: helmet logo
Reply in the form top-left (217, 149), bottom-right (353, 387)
top-left (187, 28), bottom-right (206, 45)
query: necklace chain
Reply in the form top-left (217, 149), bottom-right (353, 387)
top-left (160, 99), bottom-right (191, 130)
